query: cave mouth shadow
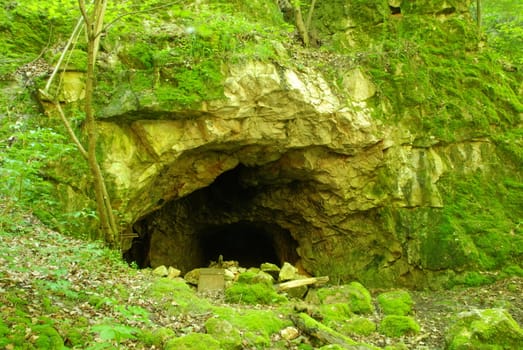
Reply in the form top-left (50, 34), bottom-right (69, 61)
top-left (123, 220), bottom-right (300, 271)
top-left (198, 221), bottom-right (299, 268)
top-left (123, 164), bottom-right (301, 271)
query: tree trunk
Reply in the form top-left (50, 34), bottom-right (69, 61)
top-left (79, 0), bottom-right (118, 247)
top-left (305, 0), bottom-right (317, 33)
top-left (476, 0), bottom-right (482, 28)
top-left (292, 3), bottom-right (310, 47)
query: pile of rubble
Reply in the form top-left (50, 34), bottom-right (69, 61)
top-left (151, 260), bottom-right (328, 298)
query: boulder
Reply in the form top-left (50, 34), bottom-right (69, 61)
top-left (167, 266), bottom-right (181, 279)
top-left (378, 315), bottom-right (420, 338)
top-left (310, 282), bottom-right (374, 315)
top-left (279, 262), bottom-right (299, 282)
top-left (184, 268), bottom-right (201, 285)
top-left (446, 308), bottom-right (523, 350)
top-left (205, 317), bottom-right (242, 350)
top-left (261, 262), bottom-right (280, 279)
top-left (377, 290), bottom-right (414, 316)
top-left (152, 265), bottom-right (168, 277)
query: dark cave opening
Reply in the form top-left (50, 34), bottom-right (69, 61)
top-left (123, 164), bottom-right (300, 272)
top-left (389, 6), bottom-right (401, 15)
top-left (199, 221), bottom-right (298, 268)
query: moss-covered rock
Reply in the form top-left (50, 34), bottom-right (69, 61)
top-left (318, 303), bottom-right (352, 324)
top-left (313, 282), bottom-right (374, 314)
top-left (340, 316), bottom-right (377, 336)
top-left (31, 324), bottom-right (64, 349)
top-left (150, 327), bottom-right (176, 347)
top-left (214, 307), bottom-right (291, 348)
top-left (205, 317), bottom-right (242, 350)
top-left (164, 333), bottom-right (221, 350)
top-left (147, 278), bottom-right (212, 314)
top-left (446, 308), bottom-right (523, 350)
top-left (379, 315), bottom-right (420, 337)
top-left (377, 290), bottom-right (414, 316)
top-left (225, 282), bottom-right (287, 305)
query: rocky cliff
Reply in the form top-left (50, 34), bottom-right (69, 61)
top-left (17, 0), bottom-right (523, 288)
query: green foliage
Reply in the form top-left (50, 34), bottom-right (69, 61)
top-left (0, 0), bottom-right (78, 76)
top-left (0, 85), bottom-right (95, 238)
top-left (31, 324), bottom-right (65, 349)
top-left (379, 315), bottom-right (420, 338)
top-left (91, 322), bottom-right (139, 344)
top-left (480, 0), bottom-right (523, 65)
top-left (94, 1), bottom-right (293, 111)
top-left (377, 290), bottom-right (414, 316)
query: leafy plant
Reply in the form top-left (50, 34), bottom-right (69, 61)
top-left (91, 321), bottom-right (139, 344)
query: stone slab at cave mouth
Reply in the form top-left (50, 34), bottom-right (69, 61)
top-left (123, 164), bottom-right (300, 272)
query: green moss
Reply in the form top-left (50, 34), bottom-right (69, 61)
top-left (377, 290), bottom-right (414, 316)
top-left (0, 2), bottom-right (77, 76)
top-left (31, 324), bottom-right (64, 349)
top-left (164, 333), bottom-right (221, 350)
top-left (213, 307), bottom-right (291, 347)
top-left (315, 282), bottom-right (374, 314)
top-left (439, 172), bottom-right (523, 272)
top-left (225, 282), bottom-right (287, 305)
top-left (446, 308), bottom-right (523, 350)
top-left (452, 271), bottom-right (496, 288)
top-left (147, 278), bottom-right (212, 314)
top-left (502, 265), bottom-right (523, 277)
top-left (319, 303), bottom-right (352, 325)
top-left (61, 326), bottom-right (90, 347)
top-left (379, 315), bottom-right (420, 338)
top-left (122, 42), bottom-right (155, 69)
top-left (93, 1), bottom-right (294, 114)
top-left (51, 49), bottom-right (88, 71)
top-left (340, 316), bottom-right (377, 336)
top-left (205, 317), bottom-right (242, 350)
top-left (150, 327), bottom-right (176, 347)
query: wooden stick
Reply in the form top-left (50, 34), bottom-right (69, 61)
top-left (277, 276), bottom-right (329, 291)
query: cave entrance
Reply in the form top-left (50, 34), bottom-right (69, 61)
top-left (199, 221), bottom-right (298, 268)
top-left (124, 164), bottom-right (301, 272)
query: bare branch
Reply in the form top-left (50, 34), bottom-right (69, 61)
top-left (39, 89), bottom-right (88, 160)
top-left (44, 17), bottom-right (84, 94)
top-left (305, 0), bottom-right (317, 32)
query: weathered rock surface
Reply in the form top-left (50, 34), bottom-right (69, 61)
top-left (40, 1), bottom-right (522, 289)
top-left (445, 308), bottom-right (523, 349)
top-left (87, 59), bottom-right (508, 287)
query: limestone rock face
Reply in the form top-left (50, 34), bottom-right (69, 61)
top-left (87, 59), bottom-right (507, 288)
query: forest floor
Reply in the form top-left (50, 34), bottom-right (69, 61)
top-left (0, 205), bottom-right (522, 349)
